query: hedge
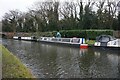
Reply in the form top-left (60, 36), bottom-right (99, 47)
top-left (38, 29), bottom-right (113, 40)
top-left (59, 30), bottom-right (86, 38)
top-left (85, 30), bottom-right (113, 39)
top-left (59, 30), bottom-right (113, 39)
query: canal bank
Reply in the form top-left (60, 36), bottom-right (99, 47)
top-left (0, 44), bottom-right (34, 78)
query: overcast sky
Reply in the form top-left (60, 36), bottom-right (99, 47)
top-left (0, 0), bottom-right (40, 20)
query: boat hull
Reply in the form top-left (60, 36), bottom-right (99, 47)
top-left (39, 40), bottom-right (81, 48)
top-left (93, 46), bottom-right (120, 51)
top-left (14, 38), bottom-right (37, 41)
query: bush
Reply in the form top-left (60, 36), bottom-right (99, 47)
top-left (59, 30), bottom-right (86, 38)
top-left (60, 30), bottom-right (113, 39)
top-left (38, 29), bottom-right (113, 40)
top-left (85, 30), bottom-right (113, 39)
top-left (36, 32), bottom-right (54, 37)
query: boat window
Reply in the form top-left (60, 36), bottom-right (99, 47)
top-left (44, 38), bottom-right (47, 40)
top-left (52, 38), bottom-right (58, 41)
top-left (62, 39), bottom-right (70, 42)
top-left (118, 40), bottom-right (120, 46)
top-left (110, 36), bottom-right (116, 41)
top-left (72, 38), bottom-right (79, 43)
top-left (99, 36), bottom-right (110, 42)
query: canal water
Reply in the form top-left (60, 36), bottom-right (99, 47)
top-left (1, 39), bottom-right (120, 78)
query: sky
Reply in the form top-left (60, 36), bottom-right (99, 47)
top-left (0, 0), bottom-right (40, 21)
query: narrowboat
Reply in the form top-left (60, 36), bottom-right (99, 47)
top-left (13, 36), bottom-right (37, 41)
top-left (37, 37), bottom-right (88, 49)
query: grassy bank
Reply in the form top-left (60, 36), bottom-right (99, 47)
top-left (86, 40), bottom-right (95, 46)
top-left (0, 45), bottom-right (34, 78)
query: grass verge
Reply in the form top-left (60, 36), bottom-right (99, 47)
top-left (0, 44), bottom-right (34, 78)
top-left (86, 40), bottom-right (95, 45)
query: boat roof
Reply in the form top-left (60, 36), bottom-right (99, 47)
top-left (96, 35), bottom-right (116, 42)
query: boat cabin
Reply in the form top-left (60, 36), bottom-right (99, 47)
top-left (94, 35), bottom-right (120, 47)
top-left (96, 35), bottom-right (116, 43)
top-left (40, 37), bottom-right (86, 44)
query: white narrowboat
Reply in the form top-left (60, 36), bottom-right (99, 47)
top-left (13, 36), bottom-right (37, 41)
top-left (38, 37), bottom-right (88, 49)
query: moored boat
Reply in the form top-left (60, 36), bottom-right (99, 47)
top-left (37, 37), bottom-right (88, 49)
top-left (13, 36), bottom-right (37, 41)
top-left (94, 35), bottom-right (120, 49)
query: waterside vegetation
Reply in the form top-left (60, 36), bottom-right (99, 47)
top-left (2, 0), bottom-right (120, 33)
top-left (0, 45), bottom-right (34, 78)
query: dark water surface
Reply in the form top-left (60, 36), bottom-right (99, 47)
top-left (1, 39), bottom-right (120, 78)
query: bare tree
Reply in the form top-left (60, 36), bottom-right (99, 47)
top-left (96, 0), bottom-right (106, 28)
top-left (30, 0), bottom-right (60, 31)
top-left (105, 0), bottom-right (117, 29)
top-left (59, 2), bottom-right (77, 19)
top-left (3, 10), bottom-right (22, 33)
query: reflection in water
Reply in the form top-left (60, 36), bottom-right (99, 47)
top-left (1, 39), bottom-right (120, 78)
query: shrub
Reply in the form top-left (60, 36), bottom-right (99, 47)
top-left (59, 30), bottom-right (113, 39)
top-left (85, 30), bottom-right (113, 39)
top-left (59, 30), bottom-right (86, 38)
top-left (38, 29), bottom-right (113, 40)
